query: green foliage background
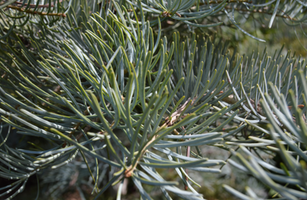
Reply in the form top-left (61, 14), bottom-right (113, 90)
top-left (0, 1), bottom-right (307, 200)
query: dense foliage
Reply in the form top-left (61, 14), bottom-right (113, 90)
top-left (0, 1), bottom-right (307, 199)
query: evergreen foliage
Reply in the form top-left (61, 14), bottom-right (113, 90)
top-left (0, 0), bottom-right (307, 199)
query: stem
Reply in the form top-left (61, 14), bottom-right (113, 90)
top-left (6, 5), bottom-right (66, 17)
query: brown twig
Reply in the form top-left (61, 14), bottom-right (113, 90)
top-left (6, 5), bottom-right (66, 17)
top-left (1, 0), bottom-right (67, 17)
